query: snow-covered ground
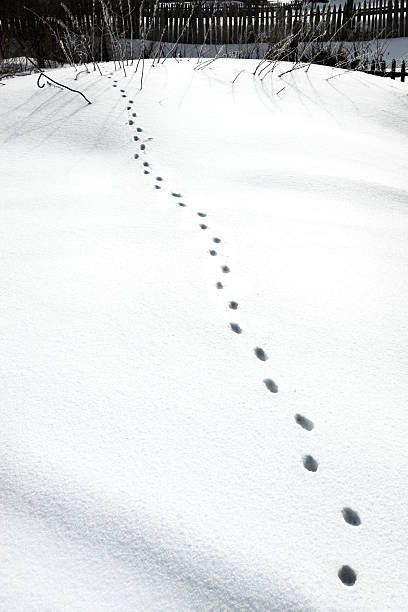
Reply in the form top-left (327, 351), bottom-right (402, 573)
top-left (1, 59), bottom-right (408, 611)
top-left (121, 36), bottom-right (408, 66)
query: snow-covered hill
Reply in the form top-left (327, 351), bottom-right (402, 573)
top-left (1, 59), bottom-right (408, 611)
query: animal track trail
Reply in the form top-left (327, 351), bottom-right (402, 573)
top-left (263, 378), bottom-right (278, 393)
top-left (118, 85), bottom-right (357, 593)
top-left (302, 455), bottom-right (318, 472)
top-left (295, 414), bottom-right (314, 431)
top-left (230, 323), bottom-right (242, 334)
top-left (338, 565), bottom-right (357, 586)
top-left (342, 507), bottom-right (361, 526)
top-left (254, 347), bottom-right (268, 361)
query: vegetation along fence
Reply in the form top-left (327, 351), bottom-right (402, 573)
top-left (1, 0), bottom-right (408, 52)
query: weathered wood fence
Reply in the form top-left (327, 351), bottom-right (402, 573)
top-left (1, 0), bottom-right (408, 48)
top-left (134, 0), bottom-right (408, 43)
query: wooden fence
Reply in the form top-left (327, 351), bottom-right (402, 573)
top-left (1, 0), bottom-right (408, 48)
top-left (132, 0), bottom-right (408, 43)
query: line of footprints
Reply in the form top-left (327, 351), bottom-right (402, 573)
top-left (108, 71), bottom-right (360, 589)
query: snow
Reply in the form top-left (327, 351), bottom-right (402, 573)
top-left (1, 58), bottom-right (408, 611)
top-left (121, 36), bottom-right (408, 66)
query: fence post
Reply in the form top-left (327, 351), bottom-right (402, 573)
top-left (222, 3), bottom-right (228, 45)
top-left (401, 59), bottom-right (406, 81)
top-left (405, 0), bottom-right (408, 36)
top-left (386, 0), bottom-right (393, 35)
top-left (159, 4), bottom-right (167, 45)
top-left (376, 0), bottom-right (382, 34)
top-left (231, 4), bottom-right (237, 44)
top-left (336, 4), bottom-right (343, 39)
top-left (259, 3), bottom-right (265, 42)
top-left (399, 0), bottom-right (404, 36)
top-left (323, 4), bottom-right (331, 40)
top-left (391, 57), bottom-right (396, 77)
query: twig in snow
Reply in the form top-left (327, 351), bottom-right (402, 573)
top-left (24, 56), bottom-right (92, 104)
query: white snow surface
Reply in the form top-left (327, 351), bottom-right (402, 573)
top-left (1, 59), bottom-right (408, 611)
top-left (122, 36), bottom-right (408, 66)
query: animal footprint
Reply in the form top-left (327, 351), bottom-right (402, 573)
top-left (229, 301), bottom-right (238, 310)
top-left (213, 237), bottom-right (221, 244)
top-left (230, 323), bottom-right (242, 334)
top-left (137, 127), bottom-right (142, 132)
top-left (144, 170), bottom-right (150, 175)
top-left (216, 282), bottom-right (223, 289)
top-left (302, 455), bottom-right (318, 472)
top-left (129, 99), bottom-right (134, 103)
top-left (199, 224), bottom-right (207, 230)
top-left (134, 136), bottom-right (139, 141)
top-left (156, 177), bottom-right (163, 181)
top-left (120, 89), bottom-right (125, 92)
top-left (254, 347), bottom-right (268, 361)
top-left (178, 202), bottom-right (186, 207)
top-left (140, 144), bottom-right (146, 151)
top-left (143, 162), bottom-right (149, 167)
top-left (172, 192), bottom-right (182, 198)
top-left (134, 153), bottom-right (139, 159)
top-left (338, 565), bottom-right (357, 586)
top-left (209, 250), bottom-right (217, 256)
top-left (132, 112), bottom-right (137, 117)
top-left (198, 212), bottom-right (207, 218)
top-left (128, 120), bottom-right (134, 125)
top-left (155, 185), bottom-right (161, 189)
top-left (342, 508), bottom-right (361, 526)
top-left (295, 414), bottom-right (314, 431)
top-left (263, 378), bottom-right (278, 393)
top-left (221, 266), bottom-right (230, 273)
